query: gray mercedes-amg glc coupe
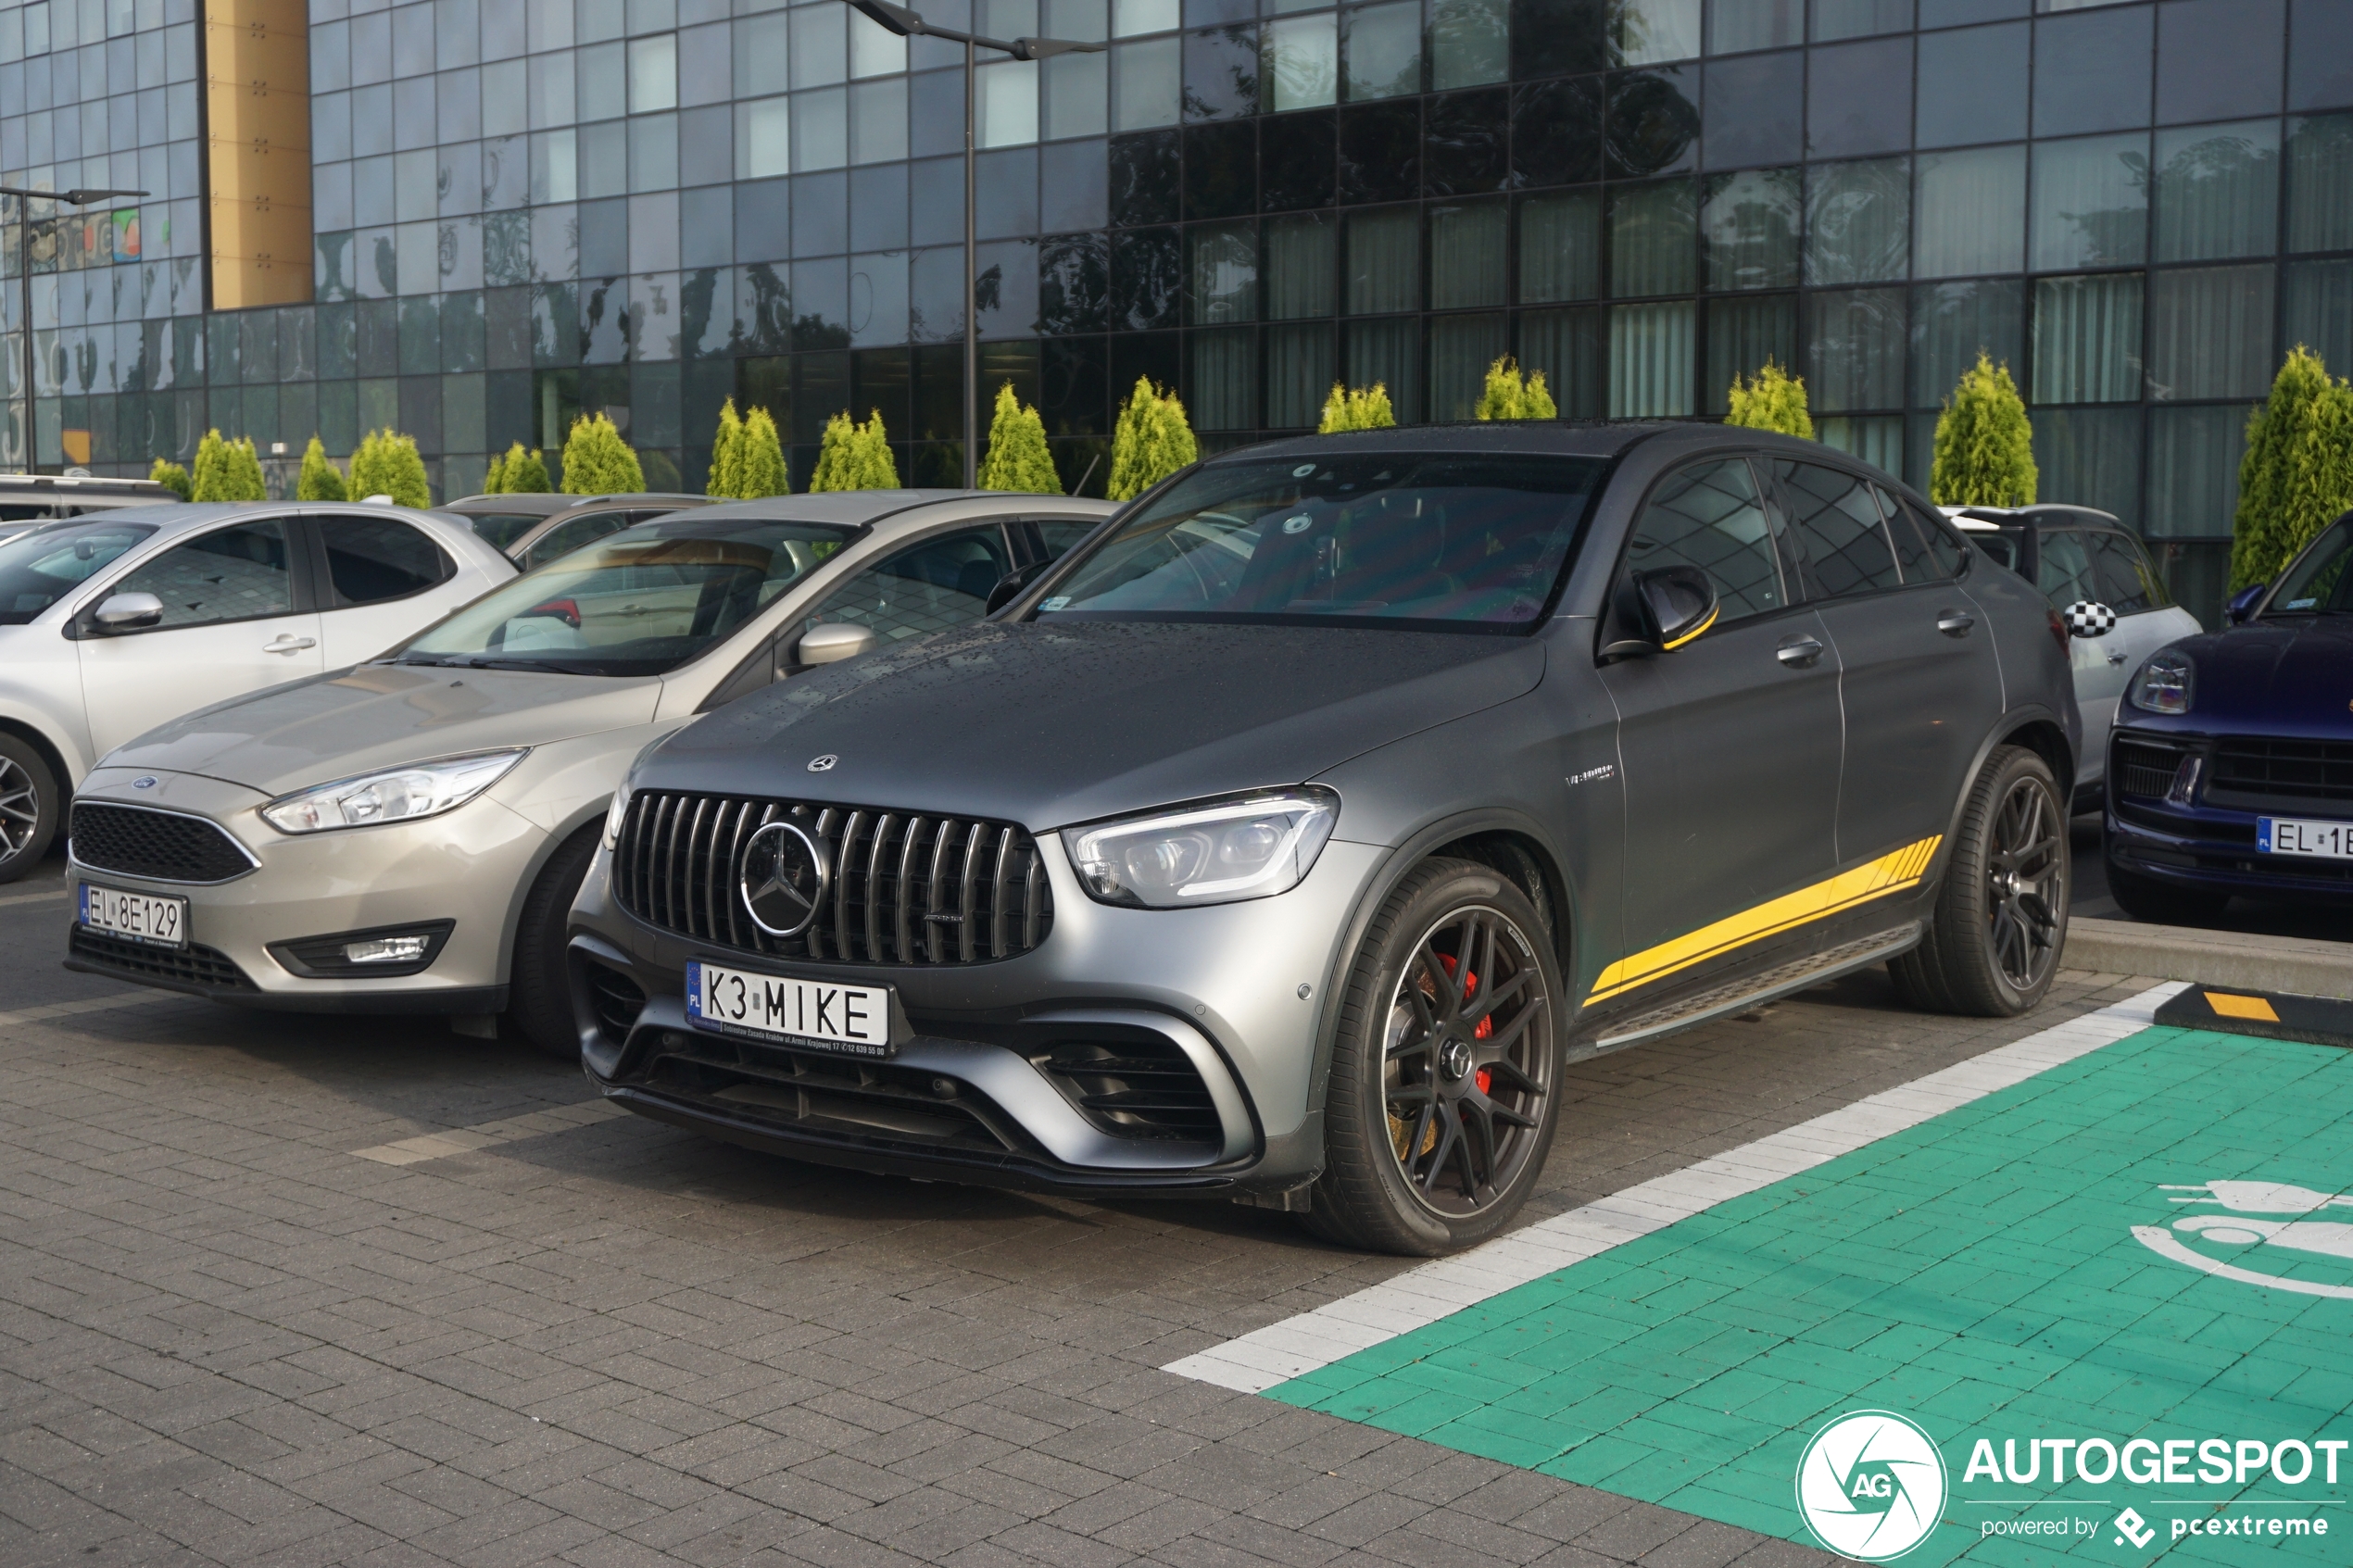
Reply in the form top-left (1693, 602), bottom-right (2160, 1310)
top-left (566, 422), bottom-right (2081, 1254)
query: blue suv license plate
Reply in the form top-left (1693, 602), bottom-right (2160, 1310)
top-left (2258, 816), bottom-right (2353, 859)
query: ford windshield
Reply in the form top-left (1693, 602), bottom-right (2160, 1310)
top-left (395, 518), bottom-right (854, 676)
top-left (1032, 454), bottom-right (1605, 632)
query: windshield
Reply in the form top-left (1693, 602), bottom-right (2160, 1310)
top-left (2266, 520), bottom-right (2353, 617)
top-left (0, 517), bottom-right (159, 625)
top-left (466, 511), bottom-right (554, 552)
top-left (396, 518), bottom-right (854, 675)
top-left (1036, 454), bottom-right (1606, 631)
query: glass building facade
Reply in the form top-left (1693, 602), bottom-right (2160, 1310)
top-left (6, 0), bottom-right (2353, 615)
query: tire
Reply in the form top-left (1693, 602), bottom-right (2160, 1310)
top-left (2105, 860), bottom-right (2228, 927)
top-left (1889, 745), bottom-right (2069, 1018)
top-left (0, 734), bottom-right (60, 885)
top-left (507, 827), bottom-right (600, 1060)
top-left (1304, 858), bottom-right (1565, 1256)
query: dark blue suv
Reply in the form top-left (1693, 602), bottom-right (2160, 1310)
top-left (2107, 508), bottom-right (2353, 921)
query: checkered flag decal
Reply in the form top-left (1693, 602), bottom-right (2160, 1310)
top-left (2064, 600), bottom-right (2116, 637)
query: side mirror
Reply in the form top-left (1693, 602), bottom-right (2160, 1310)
top-left (2062, 600), bottom-right (2117, 639)
top-left (1632, 565), bottom-right (1719, 651)
top-left (796, 622), bottom-right (878, 666)
top-left (91, 591), bottom-right (165, 633)
top-left (2225, 583), bottom-right (2266, 625)
top-left (986, 562), bottom-right (1048, 615)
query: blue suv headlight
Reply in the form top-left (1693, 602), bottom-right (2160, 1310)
top-left (2127, 649), bottom-right (2194, 715)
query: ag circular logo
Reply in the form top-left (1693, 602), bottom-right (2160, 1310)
top-left (1794, 1411), bottom-right (1947, 1561)
top-left (739, 821), bottom-right (830, 937)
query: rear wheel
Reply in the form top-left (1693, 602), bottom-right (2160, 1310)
top-left (507, 827), bottom-right (600, 1060)
top-left (0, 734), bottom-right (59, 885)
top-left (1305, 859), bottom-right (1563, 1256)
top-left (1891, 745), bottom-right (2068, 1017)
top-left (2105, 860), bottom-right (2228, 927)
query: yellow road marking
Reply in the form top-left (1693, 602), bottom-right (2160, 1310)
top-left (1587, 836), bottom-right (1942, 1004)
top-left (2203, 991), bottom-right (2281, 1022)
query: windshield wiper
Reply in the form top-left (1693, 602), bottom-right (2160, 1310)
top-left (394, 653), bottom-right (610, 674)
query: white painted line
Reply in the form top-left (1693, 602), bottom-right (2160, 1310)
top-left (1163, 982), bottom-right (2189, 1394)
top-left (0, 887), bottom-right (69, 909)
top-left (351, 1098), bottom-right (632, 1165)
top-left (0, 990), bottom-right (170, 1028)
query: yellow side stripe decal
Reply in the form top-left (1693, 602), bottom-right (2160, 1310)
top-left (1587, 835), bottom-right (1943, 1005)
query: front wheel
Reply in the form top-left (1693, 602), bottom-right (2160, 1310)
top-left (508, 827), bottom-right (600, 1060)
top-left (0, 734), bottom-right (60, 885)
top-left (1305, 859), bottom-right (1564, 1256)
top-left (1890, 745), bottom-right (2069, 1017)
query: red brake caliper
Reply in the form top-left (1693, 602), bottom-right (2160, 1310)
top-left (1435, 954), bottom-right (1496, 1094)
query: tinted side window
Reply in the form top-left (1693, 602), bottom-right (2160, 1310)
top-left (113, 521), bottom-right (296, 628)
top-left (1035, 519), bottom-right (1101, 558)
top-left (799, 525), bottom-right (1015, 646)
top-left (1776, 461), bottom-right (1903, 598)
top-left (2089, 531), bottom-right (2167, 613)
top-left (1873, 485), bottom-right (1969, 581)
top-left (522, 512), bottom-right (633, 571)
top-left (1623, 459), bottom-right (1788, 621)
top-left (2035, 529), bottom-right (2102, 608)
top-left (321, 516), bottom-right (456, 605)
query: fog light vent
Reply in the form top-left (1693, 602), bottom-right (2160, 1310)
top-left (270, 920), bottom-right (456, 979)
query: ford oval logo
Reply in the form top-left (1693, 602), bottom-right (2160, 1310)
top-left (132, 776), bottom-right (157, 789)
top-left (807, 754), bottom-right (838, 772)
top-left (739, 821), bottom-right (830, 937)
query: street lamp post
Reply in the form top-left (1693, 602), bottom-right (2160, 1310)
top-left (0, 187), bottom-right (147, 474)
top-left (844, 1), bottom-right (1102, 489)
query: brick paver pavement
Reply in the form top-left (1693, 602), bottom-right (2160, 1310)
top-left (0, 891), bottom-right (2157, 1568)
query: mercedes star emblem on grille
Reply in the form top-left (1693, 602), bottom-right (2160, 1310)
top-left (739, 821), bottom-right (830, 937)
top-left (807, 754), bottom-right (838, 772)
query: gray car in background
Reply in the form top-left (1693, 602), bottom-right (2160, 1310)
top-left (66, 491), bottom-right (1112, 1054)
top-left (568, 424), bottom-right (2080, 1255)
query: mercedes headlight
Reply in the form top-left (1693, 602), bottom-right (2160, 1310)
top-left (2127, 649), bottom-right (2194, 715)
top-left (1067, 787), bottom-right (1340, 909)
top-left (261, 750), bottom-right (528, 834)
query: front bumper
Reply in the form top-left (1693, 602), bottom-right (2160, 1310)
top-left (567, 831), bottom-right (1386, 1197)
top-left (66, 769), bottom-right (551, 1009)
top-left (2105, 728), bottom-right (2353, 902)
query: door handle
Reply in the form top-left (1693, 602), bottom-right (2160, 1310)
top-left (263, 633), bottom-right (317, 654)
top-left (1936, 608), bottom-right (1976, 637)
top-left (1776, 635), bottom-right (1826, 668)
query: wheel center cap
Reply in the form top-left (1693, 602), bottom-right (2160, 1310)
top-left (1438, 1038), bottom-right (1474, 1083)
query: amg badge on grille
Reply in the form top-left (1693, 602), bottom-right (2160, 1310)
top-left (739, 821), bottom-right (830, 937)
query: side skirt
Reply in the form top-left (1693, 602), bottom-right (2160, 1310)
top-left (1569, 923), bottom-right (1922, 1061)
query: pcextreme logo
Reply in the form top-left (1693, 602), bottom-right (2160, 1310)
top-left (1795, 1411), bottom-right (1949, 1561)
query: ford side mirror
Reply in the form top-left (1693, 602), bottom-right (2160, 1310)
top-left (1634, 566), bottom-right (1718, 651)
top-left (986, 563), bottom-right (1049, 615)
top-left (2225, 583), bottom-right (2266, 625)
top-left (91, 591), bottom-right (165, 632)
top-left (2062, 600), bottom-right (2116, 638)
top-left (796, 622), bottom-right (878, 666)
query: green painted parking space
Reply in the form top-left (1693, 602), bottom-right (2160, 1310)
top-left (1269, 1025), bottom-right (2353, 1563)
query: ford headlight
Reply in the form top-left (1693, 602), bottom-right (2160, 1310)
top-left (261, 750), bottom-right (528, 834)
top-left (1067, 787), bottom-right (1340, 909)
top-left (2127, 649), bottom-right (2194, 715)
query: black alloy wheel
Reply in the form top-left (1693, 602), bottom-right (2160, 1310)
top-left (0, 735), bottom-right (59, 884)
top-left (1984, 771), bottom-right (2065, 993)
top-left (1310, 858), bottom-right (1564, 1255)
top-left (1890, 745), bottom-right (2069, 1018)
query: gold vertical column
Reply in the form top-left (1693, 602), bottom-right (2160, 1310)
top-left (205, 0), bottom-right (312, 309)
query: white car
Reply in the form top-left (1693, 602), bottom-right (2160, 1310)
top-left (0, 502), bottom-right (517, 880)
top-left (1947, 505), bottom-right (2203, 806)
